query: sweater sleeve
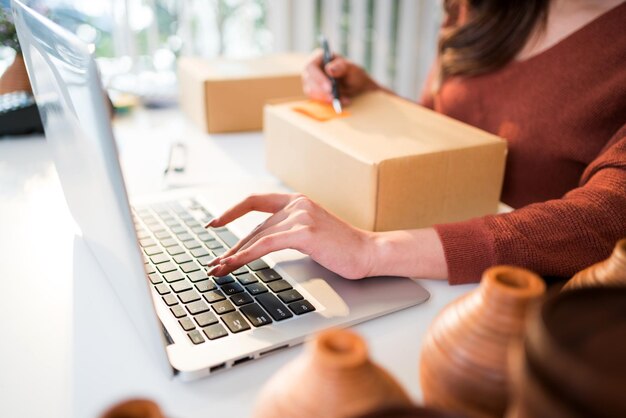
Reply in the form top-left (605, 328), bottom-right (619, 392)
top-left (434, 123), bottom-right (626, 284)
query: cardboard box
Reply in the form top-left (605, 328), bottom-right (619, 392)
top-left (264, 91), bottom-right (507, 231)
top-left (178, 53), bottom-right (308, 133)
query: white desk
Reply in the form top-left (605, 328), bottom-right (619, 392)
top-left (0, 108), bottom-right (476, 418)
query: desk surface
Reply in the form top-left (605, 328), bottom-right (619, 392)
top-left (0, 108), bottom-right (476, 418)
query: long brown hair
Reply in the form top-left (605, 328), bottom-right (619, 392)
top-left (438, 0), bottom-right (551, 82)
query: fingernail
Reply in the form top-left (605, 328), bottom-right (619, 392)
top-left (207, 257), bottom-right (220, 267)
top-left (220, 256), bottom-right (233, 265)
top-left (204, 218), bottom-right (216, 228)
top-left (207, 266), bottom-right (217, 276)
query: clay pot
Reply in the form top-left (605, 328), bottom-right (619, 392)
top-left (420, 265), bottom-right (545, 418)
top-left (100, 399), bottom-right (164, 418)
top-left (563, 238), bottom-right (626, 290)
top-left (507, 287), bottom-right (626, 418)
top-left (0, 54), bottom-right (32, 94)
top-left (253, 328), bottom-right (413, 418)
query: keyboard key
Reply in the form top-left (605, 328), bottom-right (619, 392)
top-left (256, 269), bottom-right (282, 283)
top-left (188, 330), bottom-right (205, 344)
top-left (139, 238), bottom-right (156, 248)
top-left (180, 261), bottom-right (201, 273)
top-left (248, 259), bottom-right (270, 271)
top-left (214, 228), bottom-right (239, 248)
top-left (170, 225), bottom-right (186, 234)
top-left (221, 311), bottom-right (251, 333)
top-left (191, 226), bottom-right (206, 235)
top-left (148, 273), bottom-right (162, 285)
top-left (195, 279), bottom-right (216, 293)
top-left (213, 275), bottom-right (234, 285)
top-left (150, 253), bottom-right (170, 264)
top-left (277, 289), bottom-right (303, 304)
top-left (156, 262), bottom-right (177, 274)
top-left (170, 305), bottom-right (186, 318)
top-left (155, 284), bottom-right (170, 295)
top-left (256, 293), bottom-right (293, 321)
top-left (267, 279), bottom-right (292, 293)
top-left (221, 282), bottom-right (244, 295)
top-left (197, 255), bottom-right (212, 266)
top-left (183, 240), bottom-right (202, 250)
top-left (212, 300), bottom-right (235, 315)
top-left (194, 311), bottom-right (218, 327)
top-left (186, 221), bottom-right (202, 229)
top-left (177, 232), bottom-right (193, 242)
top-left (206, 241), bottom-right (224, 250)
top-left (231, 292), bottom-right (254, 306)
top-left (173, 253), bottom-right (192, 264)
top-left (232, 266), bottom-right (249, 275)
top-left (178, 318), bottom-right (196, 331)
top-left (164, 270), bottom-right (185, 283)
top-left (191, 247), bottom-right (210, 258)
top-left (144, 246), bottom-right (162, 256)
top-left (204, 290), bottom-right (226, 303)
top-left (236, 273), bottom-right (257, 285)
top-left (162, 294), bottom-right (179, 306)
top-left (203, 323), bottom-right (228, 340)
top-left (240, 303), bottom-right (273, 327)
top-left (246, 282), bottom-right (268, 295)
top-left (154, 230), bottom-right (171, 240)
top-left (289, 300), bottom-right (316, 315)
top-left (188, 270), bottom-right (208, 283)
top-left (198, 233), bottom-right (213, 242)
top-left (171, 280), bottom-right (192, 293)
top-left (213, 248), bottom-right (226, 256)
top-left (167, 245), bottom-right (185, 256)
top-left (178, 289), bottom-right (201, 304)
top-left (145, 264), bottom-right (156, 274)
top-left (186, 300), bottom-right (210, 315)
top-left (160, 238), bottom-right (178, 248)
top-left (136, 229), bottom-right (150, 239)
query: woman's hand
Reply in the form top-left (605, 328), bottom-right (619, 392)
top-left (205, 193), bottom-right (377, 280)
top-left (302, 50), bottom-right (380, 105)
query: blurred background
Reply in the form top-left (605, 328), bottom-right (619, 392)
top-left (0, 0), bottom-right (441, 102)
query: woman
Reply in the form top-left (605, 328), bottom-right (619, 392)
top-left (207, 0), bottom-right (626, 284)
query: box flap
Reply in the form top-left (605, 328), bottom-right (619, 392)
top-left (178, 53), bottom-right (309, 81)
top-left (266, 91), bottom-right (506, 164)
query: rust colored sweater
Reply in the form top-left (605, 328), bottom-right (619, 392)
top-left (422, 3), bottom-right (626, 284)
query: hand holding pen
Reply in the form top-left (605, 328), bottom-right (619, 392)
top-left (301, 39), bottom-right (380, 110)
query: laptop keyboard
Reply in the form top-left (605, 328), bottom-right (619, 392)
top-left (132, 199), bottom-right (315, 345)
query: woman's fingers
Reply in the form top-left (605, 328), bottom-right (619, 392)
top-left (207, 209), bottom-right (290, 266)
top-left (209, 229), bottom-right (305, 276)
top-left (324, 57), bottom-right (349, 78)
top-left (206, 193), bottom-right (295, 228)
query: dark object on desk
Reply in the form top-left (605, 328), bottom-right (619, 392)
top-left (320, 35), bottom-right (342, 114)
top-left (100, 398), bottom-right (164, 418)
top-left (563, 238), bottom-right (626, 290)
top-left (253, 328), bottom-right (412, 418)
top-left (0, 91), bottom-right (44, 136)
top-left (420, 266), bottom-right (545, 418)
top-left (0, 54), bottom-right (32, 94)
top-left (507, 287), bottom-right (626, 418)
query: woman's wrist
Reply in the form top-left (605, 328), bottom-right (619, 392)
top-left (367, 228), bottom-right (448, 279)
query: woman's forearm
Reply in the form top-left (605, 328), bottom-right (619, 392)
top-left (368, 228), bottom-right (448, 279)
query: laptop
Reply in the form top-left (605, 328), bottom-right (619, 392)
top-left (12, 0), bottom-right (429, 381)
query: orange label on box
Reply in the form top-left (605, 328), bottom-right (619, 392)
top-left (292, 101), bottom-right (350, 122)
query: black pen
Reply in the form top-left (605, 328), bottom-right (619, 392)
top-left (320, 36), bottom-right (343, 114)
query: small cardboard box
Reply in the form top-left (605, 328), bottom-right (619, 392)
top-left (178, 53), bottom-right (308, 133)
top-left (264, 91), bottom-right (507, 231)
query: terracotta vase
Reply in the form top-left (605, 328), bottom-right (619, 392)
top-left (506, 287), bottom-right (626, 418)
top-left (253, 328), bottom-right (413, 418)
top-left (100, 399), bottom-right (165, 418)
top-left (0, 54), bottom-right (32, 94)
top-left (419, 266), bottom-right (545, 418)
top-left (563, 238), bottom-right (626, 290)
